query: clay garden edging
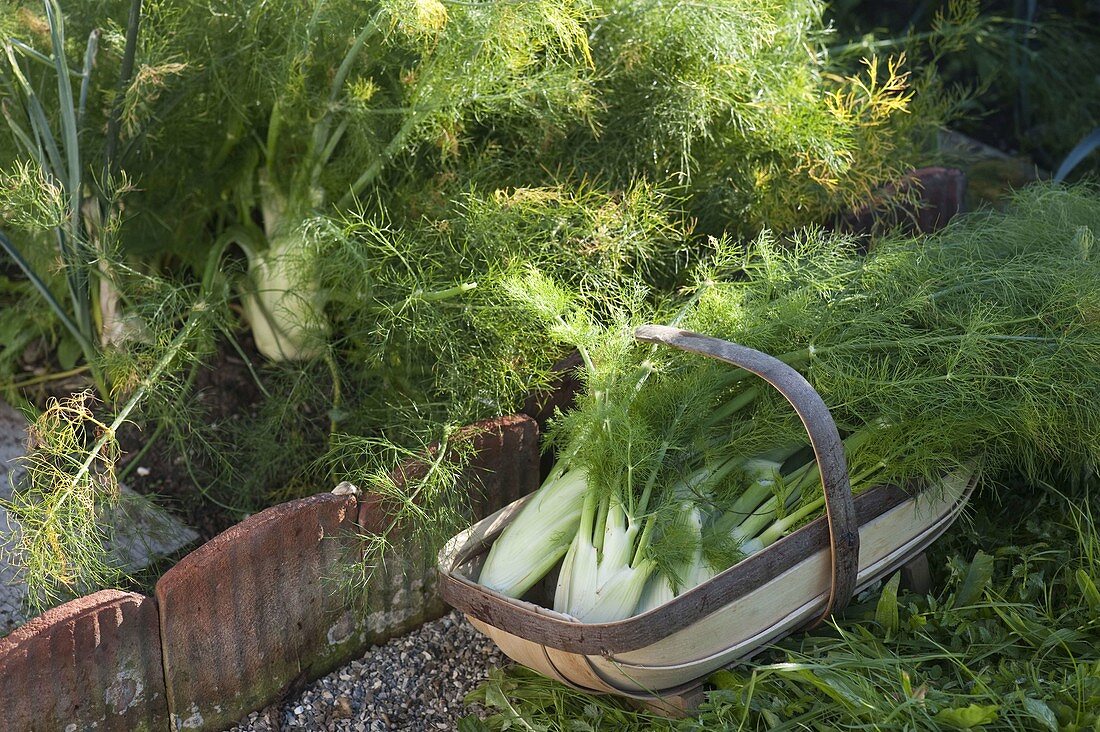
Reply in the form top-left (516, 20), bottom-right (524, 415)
top-left (0, 414), bottom-right (541, 732)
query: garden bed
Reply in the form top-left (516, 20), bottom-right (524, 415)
top-left (0, 168), bottom-right (973, 731)
top-left (0, 2), bottom-right (1093, 728)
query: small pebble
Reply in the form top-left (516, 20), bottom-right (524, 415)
top-left (227, 610), bottom-right (506, 731)
top-left (333, 697), bottom-right (353, 719)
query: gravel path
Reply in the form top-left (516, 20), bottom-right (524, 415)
top-left (228, 611), bottom-right (507, 731)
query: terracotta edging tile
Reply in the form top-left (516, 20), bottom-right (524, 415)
top-left (156, 493), bottom-right (360, 731)
top-left (3, 414), bottom-right (542, 732)
top-left (836, 167), bottom-right (968, 236)
top-left (0, 589), bottom-right (167, 731)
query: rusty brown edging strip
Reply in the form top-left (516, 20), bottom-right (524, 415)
top-left (155, 492), bottom-right (362, 730)
top-left (0, 589), bottom-right (167, 731)
top-left (0, 414), bottom-right (540, 732)
top-left (154, 413), bottom-right (539, 731)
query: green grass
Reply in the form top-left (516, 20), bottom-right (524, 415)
top-left (465, 479), bottom-right (1100, 731)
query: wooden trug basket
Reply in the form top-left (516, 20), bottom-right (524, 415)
top-left (439, 326), bottom-right (975, 713)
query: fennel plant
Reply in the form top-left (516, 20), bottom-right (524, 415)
top-left (124, 0), bottom-right (596, 360)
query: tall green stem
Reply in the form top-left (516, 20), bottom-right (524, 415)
top-left (578, 490), bottom-right (598, 547)
top-left (36, 304), bottom-right (207, 525)
top-left (337, 115), bottom-right (420, 208)
top-left (755, 494), bottom-right (828, 547)
top-left (103, 0), bottom-right (142, 180)
top-left (592, 495), bottom-right (609, 554)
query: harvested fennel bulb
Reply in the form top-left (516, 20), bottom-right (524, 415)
top-left (554, 495), bottom-right (656, 623)
top-left (478, 467), bottom-right (589, 597)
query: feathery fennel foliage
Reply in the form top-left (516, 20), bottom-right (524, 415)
top-left (307, 182), bottom-right (690, 431)
top-left (3, 281), bottom-right (223, 611)
top-left (90, 0), bottom-right (599, 358)
top-left (20, 0), bottom-right (942, 319)
top-left (0, 3), bottom-right (239, 608)
top-left (457, 0), bottom-right (944, 236)
top-left (196, 182), bottom-right (687, 519)
top-left (2, 0), bottom-right (946, 425)
top-left (478, 183), bottom-right (1100, 619)
top-left (1, 0), bottom-right (945, 367)
top-left (4, 392), bottom-right (123, 608)
top-left (323, 426), bottom-right (478, 606)
top-left (0, 125), bottom-right (232, 607)
top-left (830, 0), bottom-right (1100, 176)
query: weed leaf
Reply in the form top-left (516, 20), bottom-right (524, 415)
top-left (1075, 568), bottom-right (1100, 612)
top-left (709, 669), bottom-right (740, 691)
top-left (1021, 697), bottom-right (1059, 732)
top-left (934, 704), bottom-right (999, 729)
top-left (875, 572), bottom-right (901, 636)
top-left (954, 551), bottom-right (995, 608)
top-left (457, 716), bottom-right (491, 732)
top-left (56, 334), bottom-right (81, 371)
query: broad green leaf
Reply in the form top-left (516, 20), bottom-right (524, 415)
top-left (56, 333), bottom-right (82, 371)
top-left (1021, 697), bottom-right (1059, 732)
top-left (955, 551), bottom-right (995, 607)
top-left (875, 572), bottom-right (901, 635)
top-left (935, 704), bottom-right (999, 729)
top-left (484, 683), bottom-right (511, 712)
top-left (1076, 569), bottom-right (1100, 612)
top-left (457, 716), bottom-right (491, 732)
top-left (710, 670), bottom-right (740, 691)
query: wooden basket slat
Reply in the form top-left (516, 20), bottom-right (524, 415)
top-left (440, 483), bottom-right (908, 655)
top-left (466, 617), bottom-right (573, 685)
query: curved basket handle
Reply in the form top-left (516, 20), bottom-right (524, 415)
top-left (634, 325), bottom-right (859, 624)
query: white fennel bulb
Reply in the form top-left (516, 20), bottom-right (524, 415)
top-left (478, 467), bottom-right (589, 598)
